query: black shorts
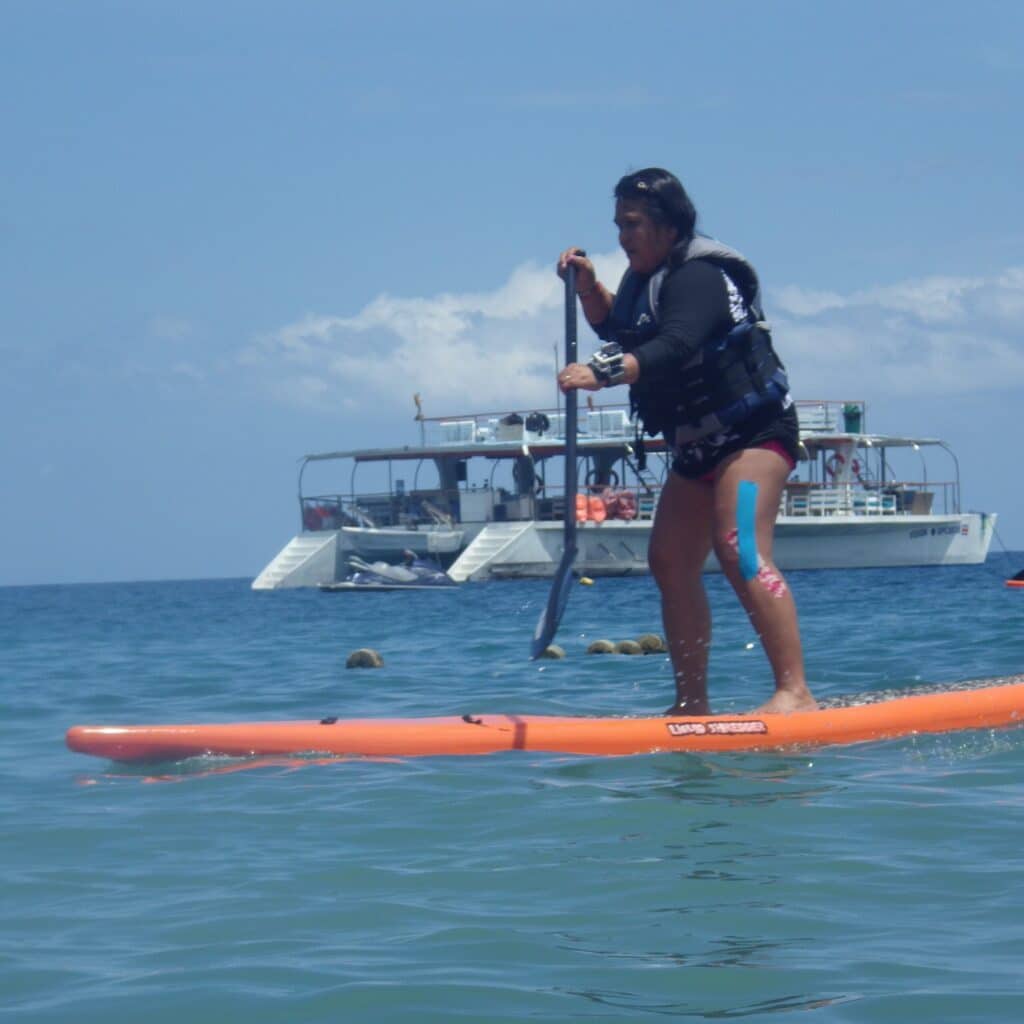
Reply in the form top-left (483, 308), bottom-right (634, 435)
top-left (669, 404), bottom-right (801, 481)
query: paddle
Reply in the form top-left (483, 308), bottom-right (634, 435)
top-left (531, 257), bottom-right (582, 658)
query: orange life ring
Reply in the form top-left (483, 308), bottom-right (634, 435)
top-left (825, 453), bottom-right (845, 478)
top-left (825, 454), bottom-right (862, 479)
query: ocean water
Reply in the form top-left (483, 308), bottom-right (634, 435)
top-left (4, 553), bottom-right (1024, 1023)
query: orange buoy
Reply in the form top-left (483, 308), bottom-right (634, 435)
top-left (587, 495), bottom-right (607, 523)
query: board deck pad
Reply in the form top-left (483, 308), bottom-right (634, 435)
top-left (66, 677), bottom-right (1024, 763)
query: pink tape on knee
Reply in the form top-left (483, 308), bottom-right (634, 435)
top-left (723, 529), bottom-right (788, 598)
top-left (755, 562), bottom-right (788, 598)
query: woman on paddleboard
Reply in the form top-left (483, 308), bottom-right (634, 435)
top-left (556, 168), bottom-right (817, 716)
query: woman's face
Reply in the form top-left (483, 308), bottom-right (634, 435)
top-left (615, 199), bottom-right (679, 274)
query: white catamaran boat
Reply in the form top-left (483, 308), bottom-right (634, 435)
top-left (252, 399), bottom-right (995, 589)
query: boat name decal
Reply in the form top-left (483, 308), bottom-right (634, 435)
top-left (666, 719), bottom-right (768, 737)
top-left (911, 525), bottom-right (961, 540)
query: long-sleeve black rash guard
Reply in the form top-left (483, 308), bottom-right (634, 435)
top-left (595, 258), bottom-right (741, 380)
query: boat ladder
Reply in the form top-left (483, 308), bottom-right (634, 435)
top-left (251, 532), bottom-right (338, 590)
top-left (447, 522), bottom-right (534, 582)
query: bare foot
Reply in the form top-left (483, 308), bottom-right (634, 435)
top-left (750, 689), bottom-right (818, 715)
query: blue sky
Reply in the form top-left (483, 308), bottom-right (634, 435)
top-left (2, 0), bottom-right (1022, 585)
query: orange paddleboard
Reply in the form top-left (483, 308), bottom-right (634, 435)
top-left (66, 677), bottom-right (1024, 762)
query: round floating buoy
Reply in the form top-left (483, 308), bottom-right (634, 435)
top-left (346, 648), bottom-right (383, 669)
top-left (580, 576), bottom-right (594, 586)
top-left (614, 639), bottom-right (643, 655)
top-left (636, 633), bottom-right (666, 654)
top-left (586, 639), bottom-right (615, 654)
top-left (538, 644), bottom-right (565, 659)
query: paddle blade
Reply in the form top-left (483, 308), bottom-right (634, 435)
top-left (530, 541), bottom-right (577, 658)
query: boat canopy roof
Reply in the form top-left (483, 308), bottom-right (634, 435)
top-left (302, 432), bottom-right (947, 465)
top-left (803, 433), bottom-right (945, 450)
top-left (302, 435), bottom-right (648, 465)
top-left (298, 399), bottom-right (947, 465)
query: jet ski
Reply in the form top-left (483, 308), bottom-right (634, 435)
top-left (319, 554), bottom-right (459, 592)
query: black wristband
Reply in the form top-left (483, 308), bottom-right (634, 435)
top-left (588, 342), bottom-right (626, 386)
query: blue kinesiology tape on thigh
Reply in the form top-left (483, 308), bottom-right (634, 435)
top-left (737, 480), bottom-right (759, 581)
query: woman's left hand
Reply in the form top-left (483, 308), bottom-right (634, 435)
top-left (558, 362), bottom-right (603, 393)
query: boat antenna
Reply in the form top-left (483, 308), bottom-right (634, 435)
top-left (414, 393), bottom-right (425, 446)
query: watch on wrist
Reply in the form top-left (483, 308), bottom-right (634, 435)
top-left (588, 342), bottom-right (626, 386)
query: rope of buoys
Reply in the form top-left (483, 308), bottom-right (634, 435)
top-left (614, 640), bottom-right (643, 655)
top-left (346, 648), bottom-right (383, 669)
top-left (537, 644), bottom-right (565, 659)
top-left (586, 634), bottom-right (667, 655)
top-left (635, 633), bottom-right (667, 654)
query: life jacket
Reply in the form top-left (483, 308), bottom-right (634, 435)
top-left (606, 236), bottom-right (790, 441)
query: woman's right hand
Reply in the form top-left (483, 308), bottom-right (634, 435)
top-left (556, 247), bottom-right (597, 296)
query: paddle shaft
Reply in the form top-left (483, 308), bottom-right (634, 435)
top-left (563, 263), bottom-right (579, 544)
top-left (530, 259), bottom-right (582, 657)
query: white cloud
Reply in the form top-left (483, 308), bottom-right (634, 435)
top-left (774, 266), bottom-right (1024, 398)
top-left (148, 316), bottom-right (194, 341)
top-left (773, 286), bottom-right (847, 317)
top-left (242, 257), bottom-right (1024, 415)
top-left (242, 250), bottom-right (627, 413)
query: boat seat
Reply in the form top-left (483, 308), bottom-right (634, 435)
top-left (787, 494), bottom-right (809, 516)
top-left (853, 494), bottom-right (882, 515)
top-left (808, 489), bottom-right (852, 516)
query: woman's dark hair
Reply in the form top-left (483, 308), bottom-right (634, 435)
top-left (614, 168), bottom-right (697, 244)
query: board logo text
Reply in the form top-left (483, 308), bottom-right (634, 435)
top-left (666, 719), bottom-right (769, 737)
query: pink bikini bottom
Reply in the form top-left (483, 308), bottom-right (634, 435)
top-left (697, 440), bottom-right (796, 484)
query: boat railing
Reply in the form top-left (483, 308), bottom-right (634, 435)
top-left (781, 479), bottom-right (955, 517)
top-left (302, 394), bottom-right (960, 529)
top-left (424, 404), bottom-right (636, 447)
top-left (301, 492), bottom-right (461, 532)
top-left (302, 473), bottom-right (957, 531)
top-left (796, 399), bottom-right (866, 435)
top-left (422, 399), bottom-right (867, 448)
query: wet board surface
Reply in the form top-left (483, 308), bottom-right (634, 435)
top-left (66, 677), bottom-right (1024, 762)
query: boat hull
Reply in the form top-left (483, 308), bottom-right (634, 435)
top-left (254, 512), bottom-right (995, 587)
top-left (481, 512), bottom-right (996, 579)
